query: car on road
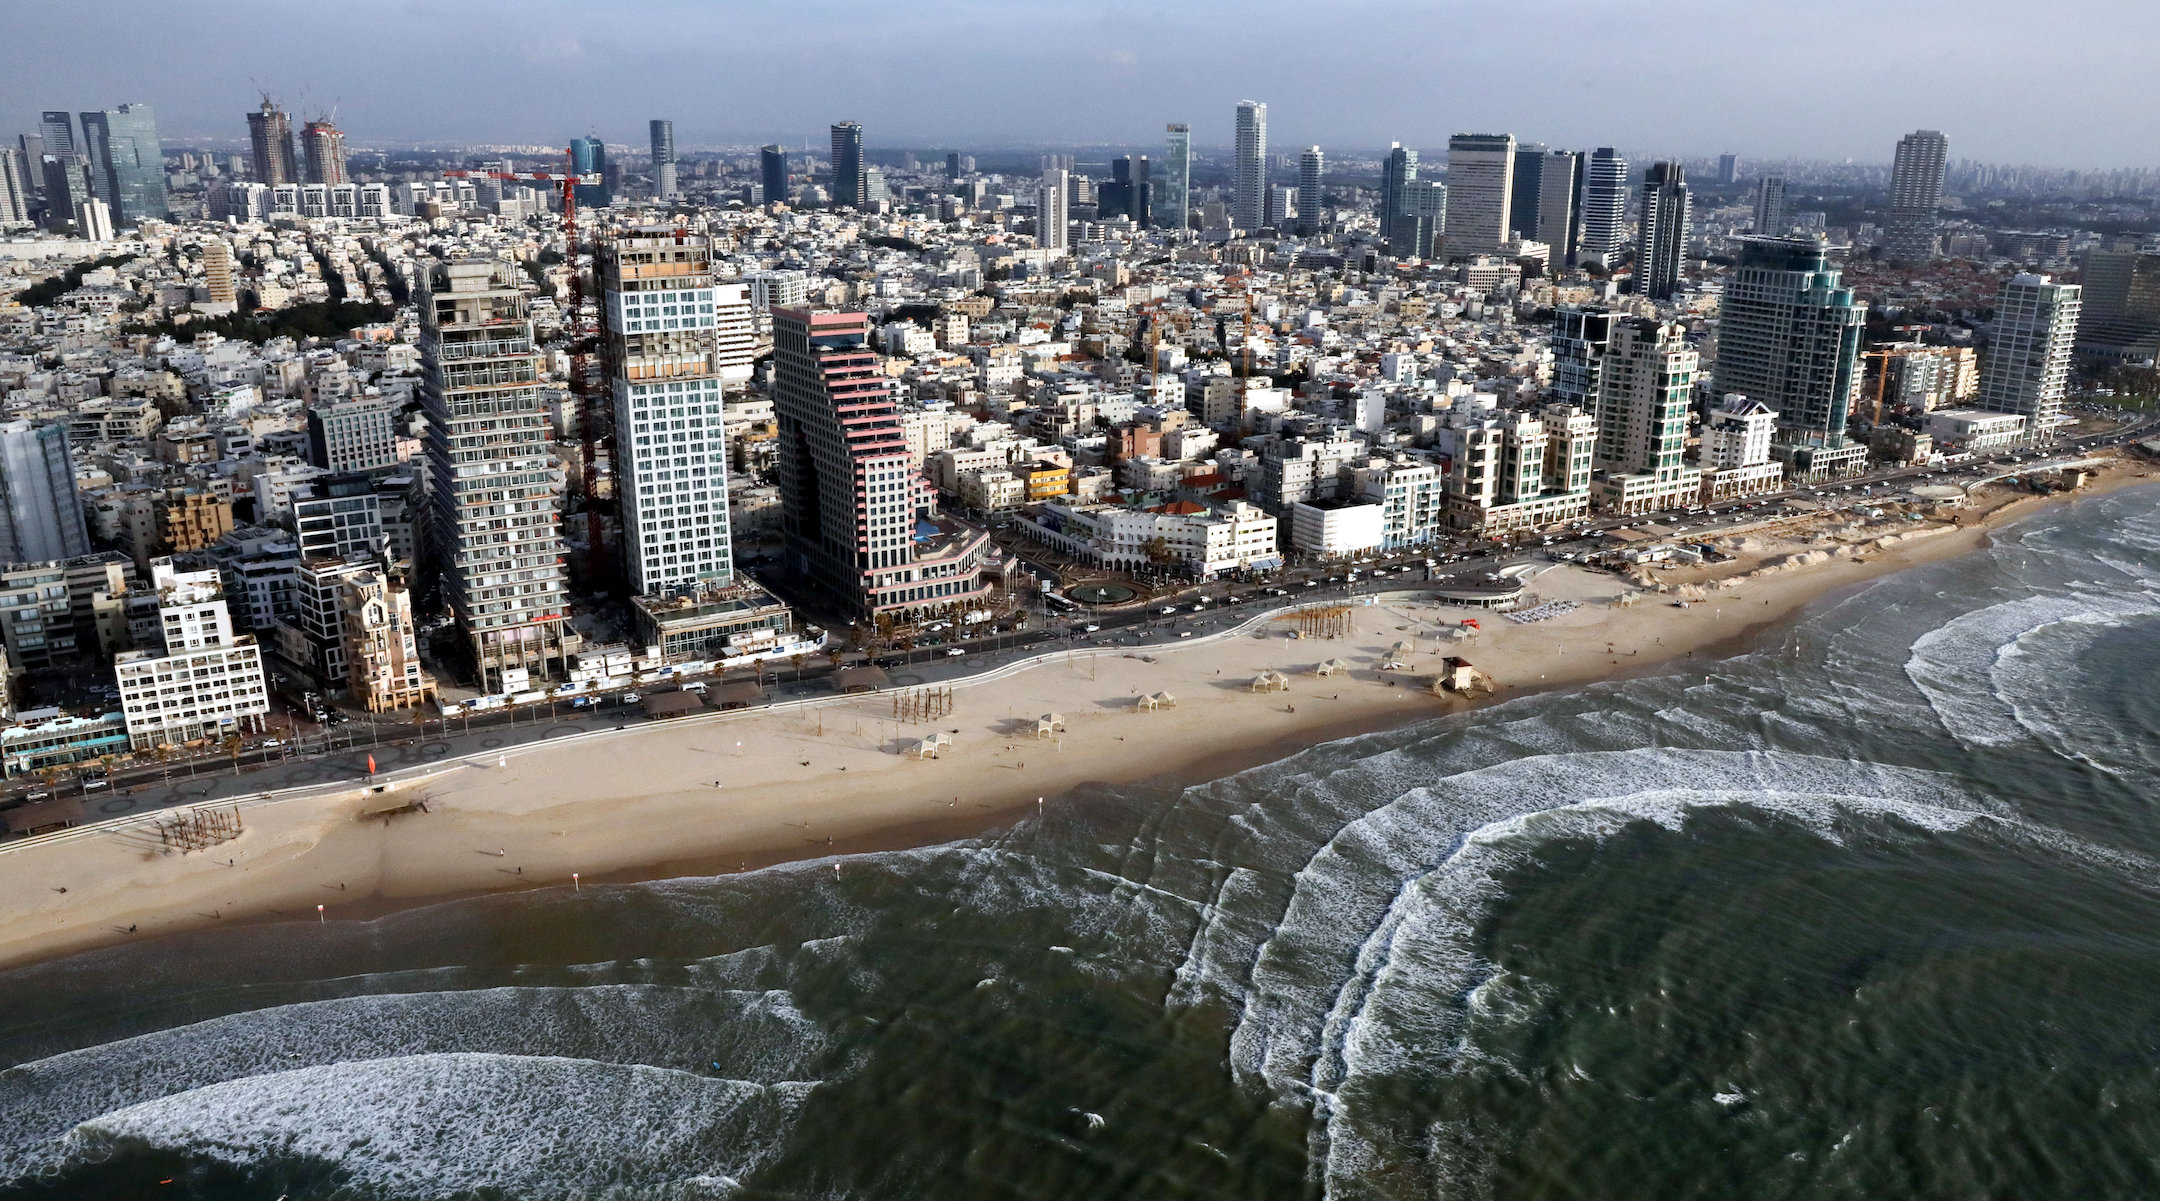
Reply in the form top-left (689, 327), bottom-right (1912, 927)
top-left (1083, 624), bottom-right (1100, 632)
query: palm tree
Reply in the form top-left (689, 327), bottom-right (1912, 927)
top-left (223, 734), bottom-right (244, 777)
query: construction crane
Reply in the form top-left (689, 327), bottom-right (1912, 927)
top-left (443, 155), bottom-right (611, 579)
top-left (1861, 326), bottom-right (1935, 424)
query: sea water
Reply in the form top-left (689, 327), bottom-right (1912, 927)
top-left (3, 486), bottom-right (2160, 1200)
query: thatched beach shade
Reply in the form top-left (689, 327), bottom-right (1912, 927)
top-left (1314, 657), bottom-right (1353, 676)
top-left (1392, 639), bottom-right (1417, 654)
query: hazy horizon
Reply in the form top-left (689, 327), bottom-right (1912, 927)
top-left (7, 0), bottom-right (2160, 169)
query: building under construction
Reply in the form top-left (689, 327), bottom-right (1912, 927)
top-left (418, 259), bottom-right (579, 690)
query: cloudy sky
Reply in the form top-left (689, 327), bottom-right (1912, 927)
top-left (8, 0), bottom-right (2157, 166)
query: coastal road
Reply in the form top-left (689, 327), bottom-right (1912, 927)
top-left (10, 415), bottom-right (2156, 831)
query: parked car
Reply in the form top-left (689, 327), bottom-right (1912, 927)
top-left (946, 647), bottom-right (966, 657)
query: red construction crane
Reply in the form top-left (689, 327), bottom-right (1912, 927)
top-left (444, 155), bottom-right (612, 581)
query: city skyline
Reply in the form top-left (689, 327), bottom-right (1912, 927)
top-left (6, 0), bottom-right (2160, 168)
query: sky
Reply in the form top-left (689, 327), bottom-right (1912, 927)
top-left (7, 0), bottom-right (2159, 168)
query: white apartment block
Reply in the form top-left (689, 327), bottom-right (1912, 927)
top-left (1289, 499), bottom-right (1386, 557)
top-left (1700, 395), bottom-right (1785, 502)
top-left (115, 565), bottom-right (269, 750)
top-left (1025, 500), bottom-right (1280, 576)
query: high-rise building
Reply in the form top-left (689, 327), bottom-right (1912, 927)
top-left (1885, 129), bottom-right (1948, 263)
top-left (649, 119), bottom-right (678, 199)
top-left (1037, 167), bottom-right (1069, 253)
top-left (1233, 101), bottom-right (1267, 231)
top-left (1509, 142), bottom-right (1547, 240)
top-left (1635, 161), bottom-right (1691, 300)
top-left (201, 238), bottom-right (236, 305)
top-left (1380, 143), bottom-right (1418, 256)
top-left (770, 308), bottom-right (998, 617)
top-left (603, 232), bottom-right (735, 597)
top-left (1533, 150), bottom-right (1578, 262)
top-left (1550, 306), bottom-right (1612, 413)
top-left (1296, 146), bottom-right (1324, 236)
top-left (1713, 236), bottom-right (1868, 458)
top-left (302, 120), bottom-right (347, 186)
top-left (79, 104), bottom-right (168, 225)
top-left (570, 136), bottom-right (610, 208)
top-left (1577, 148), bottom-right (1629, 269)
top-left (0, 420), bottom-right (90, 565)
top-left (16, 135), bottom-right (44, 196)
top-left (0, 151), bottom-right (28, 225)
top-left (41, 156), bottom-right (92, 232)
top-left (1753, 174), bottom-right (1787, 234)
top-left (1591, 318), bottom-right (1704, 514)
top-left (830, 121), bottom-right (865, 210)
top-left (246, 98), bottom-right (297, 186)
top-left (74, 196), bottom-right (113, 242)
top-left (1100, 155), bottom-right (1151, 226)
top-left (759, 144), bottom-right (788, 207)
top-left (306, 395), bottom-right (399, 473)
top-left (1717, 153), bottom-right (1741, 185)
top-left (38, 112), bottom-right (76, 158)
top-left (945, 151), bottom-right (961, 177)
top-left (417, 259), bottom-right (575, 689)
top-left (1395, 181), bottom-right (1447, 260)
top-left (1443, 133), bottom-right (1516, 258)
top-left (1162, 123), bottom-right (1191, 231)
top-left (2075, 242), bottom-right (2160, 363)
top-left (1976, 273), bottom-right (2081, 435)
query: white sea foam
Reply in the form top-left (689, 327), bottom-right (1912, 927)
top-left (0, 984), bottom-right (826, 1182)
top-left (55, 1052), bottom-right (812, 1200)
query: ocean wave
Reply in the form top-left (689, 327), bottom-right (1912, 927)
top-left (51, 1052), bottom-right (813, 1200)
top-left (0, 984), bottom-right (828, 1184)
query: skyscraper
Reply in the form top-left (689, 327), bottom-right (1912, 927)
top-left (1395, 181), bottom-right (1447, 260)
top-left (418, 259), bottom-right (574, 689)
top-left (0, 152), bottom-right (28, 225)
top-left (39, 155), bottom-right (91, 232)
top-left (1976, 273), bottom-right (2081, 436)
top-left (1634, 161), bottom-right (1691, 300)
top-left (246, 98), bottom-right (297, 186)
top-left (603, 232), bottom-right (734, 597)
top-left (1296, 146), bottom-right (1324, 236)
top-left (945, 151), bottom-right (961, 177)
top-left (1233, 101), bottom-right (1266, 231)
top-left (770, 308), bottom-right (997, 618)
top-left (202, 238), bottom-right (236, 305)
top-left (1753, 174), bottom-right (1788, 234)
top-left (649, 119), bottom-right (678, 199)
top-left (1885, 129), bottom-right (1948, 263)
top-left (760, 145), bottom-right (788, 207)
top-left (1712, 237), bottom-right (1867, 456)
top-left (1577, 148), bottom-right (1630, 270)
top-left (2075, 242), bottom-right (2160, 362)
top-left (0, 419), bottom-right (91, 564)
top-left (1590, 318), bottom-right (1704, 514)
top-left (1444, 133), bottom-right (1516, 258)
top-left (1509, 142), bottom-right (1547, 241)
top-left (829, 121), bottom-right (865, 210)
top-left (302, 119), bottom-right (347, 186)
top-left (1162, 123), bottom-right (1191, 231)
top-left (1037, 167), bottom-right (1068, 253)
top-left (79, 104), bottom-right (168, 225)
top-left (1533, 150), bottom-right (1578, 261)
top-left (38, 112), bottom-right (75, 158)
top-left (1717, 153), bottom-right (1741, 185)
top-left (1380, 143), bottom-right (1418, 256)
top-left (570, 136), bottom-right (610, 208)
top-left (74, 196), bottom-right (113, 242)
top-left (1100, 155), bottom-right (1151, 225)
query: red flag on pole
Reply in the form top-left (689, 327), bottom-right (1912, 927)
top-left (367, 754), bottom-right (376, 775)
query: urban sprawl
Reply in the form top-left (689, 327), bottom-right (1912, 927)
top-left (0, 96), bottom-right (2154, 829)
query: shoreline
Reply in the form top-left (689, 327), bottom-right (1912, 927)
top-left (0, 459), bottom-right (2153, 971)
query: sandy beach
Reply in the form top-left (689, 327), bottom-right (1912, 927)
top-left (1, 456), bottom-right (2153, 970)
